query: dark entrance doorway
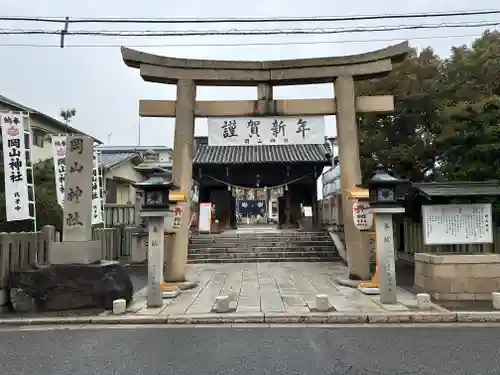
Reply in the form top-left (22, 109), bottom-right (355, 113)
top-left (192, 137), bottom-right (331, 231)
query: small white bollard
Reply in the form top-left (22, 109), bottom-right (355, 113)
top-left (492, 292), bottom-right (500, 310)
top-left (214, 295), bottom-right (231, 313)
top-left (112, 299), bottom-right (127, 315)
top-left (227, 292), bottom-right (237, 303)
top-left (315, 294), bottom-right (330, 312)
top-left (416, 293), bottom-right (432, 310)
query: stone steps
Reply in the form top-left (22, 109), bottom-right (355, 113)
top-left (187, 256), bottom-right (339, 264)
top-left (194, 231), bottom-right (329, 235)
top-left (189, 251), bottom-right (339, 260)
top-left (189, 246), bottom-right (335, 254)
top-left (188, 230), bottom-right (339, 264)
top-left (190, 237), bottom-right (331, 243)
top-left (191, 236), bottom-right (331, 240)
top-left (189, 241), bottom-right (334, 249)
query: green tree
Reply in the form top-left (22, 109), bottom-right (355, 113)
top-left (437, 96), bottom-right (500, 181)
top-left (60, 108), bottom-right (76, 134)
top-left (442, 30), bottom-right (500, 104)
top-left (356, 47), bottom-right (444, 182)
top-left (436, 30), bottom-right (500, 180)
top-left (0, 159), bottom-right (62, 232)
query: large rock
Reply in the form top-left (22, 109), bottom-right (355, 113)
top-left (8, 261), bottom-right (134, 313)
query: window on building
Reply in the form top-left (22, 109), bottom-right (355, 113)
top-left (106, 179), bottom-right (117, 203)
top-left (117, 184), bottom-right (131, 204)
top-left (32, 131), bottom-right (44, 148)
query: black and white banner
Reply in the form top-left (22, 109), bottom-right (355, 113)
top-left (1, 112), bottom-right (30, 221)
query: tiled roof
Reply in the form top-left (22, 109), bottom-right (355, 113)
top-left (0, 94), bottom-right (100, 142)
top-left (193, 144), bottom-right (331, 165)
top-left (413, 181), bottom-right (500, 197)
top-left (97, 145), bottom-right (172, 153)
top-left (99, 152), bottom-right (137, 169)
top-left (134, 161), bottom-right (173, 171)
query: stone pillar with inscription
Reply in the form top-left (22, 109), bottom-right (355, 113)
top-left (370, 210), bottom-right (400, 304)
top-left (147, 216), bottom-right (165, 307)
top-left (49, 136), bottom-right (101, 264)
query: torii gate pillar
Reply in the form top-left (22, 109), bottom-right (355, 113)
top-left (335, 75), bottom-right (367, 279)
top-left (166, 79), bottom-right (196, 281)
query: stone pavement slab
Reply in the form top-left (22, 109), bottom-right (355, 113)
top-left (130, 262), bottom-right (439, 316)
top-left (6, 263), bottom-right (500, 326)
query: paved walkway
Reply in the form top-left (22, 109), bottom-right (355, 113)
top-left (123, 262), bottom-right (441, 316)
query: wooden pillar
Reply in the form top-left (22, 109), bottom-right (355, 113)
top-left (335, 76), bottom-right (370, 280)
top-left (165, 79), bottom-right (196, 282)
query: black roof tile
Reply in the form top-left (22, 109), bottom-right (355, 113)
top-left (193, 144), bottom-right (331, 165)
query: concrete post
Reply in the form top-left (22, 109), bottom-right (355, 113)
top-left (148, 216), bottom-right (164, 307)
top-left (165, 79), bottom-right (196, 282)
top-left (334, 76), bottom-right (370, 280)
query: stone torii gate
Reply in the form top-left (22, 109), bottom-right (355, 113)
top-left (121, 42), bottom-right (409, 282)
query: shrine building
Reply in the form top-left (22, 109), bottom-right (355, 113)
top-left (192, 135), bottom-right (332, 230)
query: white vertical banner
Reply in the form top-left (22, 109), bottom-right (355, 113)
top-left (1, 112), bottom-right (30, 221)
top-left (91, 148), bottom-right (104, 225)
top-left (52, 135), bottom-right (67, 207)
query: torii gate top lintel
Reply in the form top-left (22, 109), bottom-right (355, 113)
top-left (121, 41), bottom-right (409, 86)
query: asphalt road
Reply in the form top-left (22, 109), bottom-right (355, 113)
top-left (1, 325), bottom-right (499, 375)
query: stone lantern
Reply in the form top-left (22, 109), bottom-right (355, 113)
top-left (135, 169), bottom-right (178, 307)
top-left (364, 168), bottom-right (407, 208)
top-left (359, 167), bottom-right (408, 304)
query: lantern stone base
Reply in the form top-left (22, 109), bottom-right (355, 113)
top-left (130, 230), bottom-right (176, 264)
top-left (415, 252), bottom-right (500, 300)
top-left (49, 240), bottom-right (102, 264)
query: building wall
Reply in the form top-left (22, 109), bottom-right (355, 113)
top-left (103, 161), bottom-right (144, 204)
top-left (156, 150), bottom-right (172, 162)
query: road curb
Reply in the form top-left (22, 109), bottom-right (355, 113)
top-left (3, 311), bottom-right (500, 326)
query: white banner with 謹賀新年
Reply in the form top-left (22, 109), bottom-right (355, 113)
top-left (1, 112), bottom-right (30, 221)
top-left (52, 135), bottom-right (103, 225)
top-left (207, 116), bottom-right (325, 146)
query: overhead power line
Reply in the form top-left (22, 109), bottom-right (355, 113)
top-left (1, 9), bottom-right (500, 24)
top-left (0, 32), bottom-right (488, 49)
top-left (0, 20), bottom-right (498, 37)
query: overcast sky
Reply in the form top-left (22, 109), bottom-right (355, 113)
top-left (1, 0), bottom-right (499, 148)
